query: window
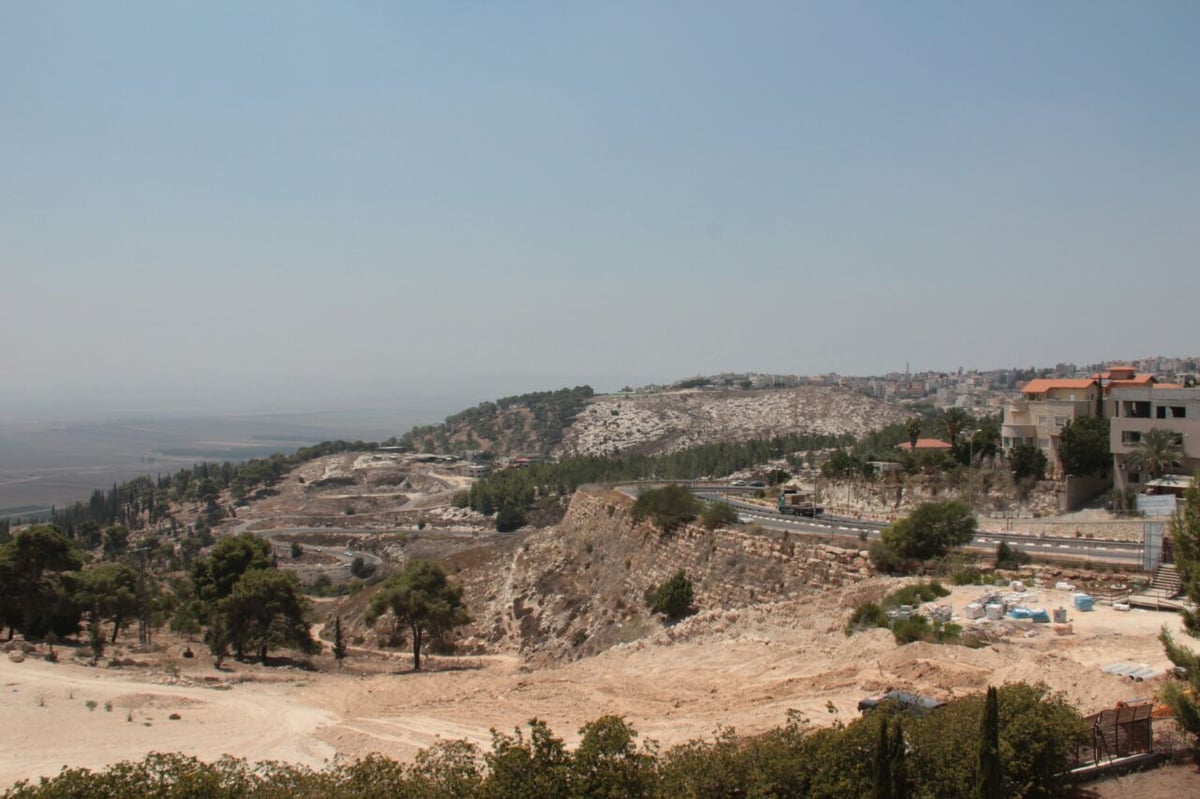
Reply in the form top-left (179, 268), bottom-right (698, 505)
top-left (1170, 406), bottom-right (1186, 418)
top-left (1122, 401), bottom-right (1151, 419)
top-left (1054, 416), bottom-right (1067, 427)
top-left (1121, 431), bottom-right (1142, 445)
top-left (1038, 438), bottom-right (1050, 448)
top-left (1129, 471), bottom-right (1141, 484)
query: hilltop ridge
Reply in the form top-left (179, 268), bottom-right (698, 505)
top-left (389, 383), bottom-right (906, 460)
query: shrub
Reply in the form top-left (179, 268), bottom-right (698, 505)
top-left (845, 602), bottom-right (888, 635)
top-left (495, 506), bottom-right (525, 533)
top-left (952, 566), bottom-right (990, 585)
top-left (868, 539), bottom-right (906, 573)
top-left (700, 501), bottom-right (740, 530)
top-left (892, 614), bottom-right (931, 644)
top-left (652, 570), bottom-right (695, 621)
top-left (882, 501), bottom-right (976, 561)
top-left (995, 540), bottom-right (1031, 570)
top-left (632, 485), bottom-right (700, 533)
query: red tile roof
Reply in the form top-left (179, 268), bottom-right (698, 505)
top-left (1020, 379), bottom-right (1096, 395)
top-left (897, 438), bottom-right (953, 451)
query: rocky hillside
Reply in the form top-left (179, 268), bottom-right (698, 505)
top-left (557, 386), bottom-right (908, 457)
top-left (397, 384), bottom-right (907, 460)
top-left (450, 487), bottom-right (871, 666)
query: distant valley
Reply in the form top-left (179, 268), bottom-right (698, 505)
top-left (0, 406), bottom-right (448, 514)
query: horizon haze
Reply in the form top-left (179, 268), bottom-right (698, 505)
top-left (2, 2), bottom-right (1197, 416)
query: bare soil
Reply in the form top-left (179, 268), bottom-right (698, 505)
top-left (3, 584), bottom-right (1194, 789)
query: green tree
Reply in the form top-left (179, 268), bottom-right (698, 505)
top-left (969, 418), bottom-right (1002, 463)
top-left (0, 525), bottom-right (83, 640)
top-left (977, 686), bottom-right (1003, 799)
top-left (571, 715), bottom-right (657, 798)
top-left (366, 559), bottom-right (470, 671)
top-left (699, 501), bottom-right (739, 530)
top-left (1126, 428), bottom-right (1184, 481)
top-left (651, 570), bottom-right (695, 621)
top-left (1009, 442), bottom-right (1047, 481)
top-left (890, 718), bottom-right (909, 799)
top-left (1159, 477), bottom-right (1200, 751)
top-left (905, 418), bottom-right (922, 451)
top-left (76, 562), bottom-right (140, 643)
top-left (191, 533), bottom-right (271, 604)
top-left (333, 614), bottom-right (347, 667)
top-left (631, 484), bottom-right (700, 533)
top-left (495, 506), bottom-right (525, 533)
top-left (874, 718), bottom-right (893, 799)
top-left (217, 569), bottom-right (315, 662)
top-left (882, 501), bottom-right (976, 561)
top-left (88, 613), bottom-right (105, 661)
top-left (942, 408), bottom-right (970, 462)
top-left (101, 524), bottom-right (130, 559)
top-left (484, 719), bottom-right (570, 798)
top-left (1056, 415), bottom-right (1110, 476)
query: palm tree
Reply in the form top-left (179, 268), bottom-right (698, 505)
top-left (1126, 428), bottom-right (1184, 481)
top-left (942, 408), bottom-right (971, 463)
top-left (905, 418), bottom-right (922, 451)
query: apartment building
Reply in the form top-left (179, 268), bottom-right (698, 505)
top-left (1000, 378), bottom-right (1101, 478)
top-left (1108, 383), bottom-right (1200, 491)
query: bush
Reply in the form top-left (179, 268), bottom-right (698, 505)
top-left (632, 485), bottom-right (700, 533)
top-left (845, 602), bottom-right (888, 635)
top-left (450, 491), bottom-right (470, 508)
top-left (882, 501), bottom-right (976, 561)
top-left (995, 540), bottom-right (1031, 570)
top-left (652, 570), bottom-right (695, 621)
top-left (952, 566), bottom-right (991, 585)
top-left (700, 501), bottom-right (740, 530)
top-left (350, 557), bottom-right (375, 579)
top-left (495, 506), bottom-right (525, 533)
top-left (868, 539), bottom-right (907, 573)
top-left (892, 614), bottom-right (931, 644)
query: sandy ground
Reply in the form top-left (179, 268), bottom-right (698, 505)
top-left (3, 584), bottom-right (1195, 789)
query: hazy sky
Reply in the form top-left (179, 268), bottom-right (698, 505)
top-left (3, 2), bottom-right (1197, 415)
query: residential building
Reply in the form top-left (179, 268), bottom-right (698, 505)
top-left (1108, 383), bottom-right (1200, 491)
top-left (1001, 378), bottom-right (1101, 477)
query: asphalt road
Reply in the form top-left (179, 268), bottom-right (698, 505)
top-left (690, 489), bottom-right (1145, 566)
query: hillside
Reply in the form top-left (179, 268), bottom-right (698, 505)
top-left (393, 383), bottom-right (906, 460)
top-left (558, 386), bottom-right (908, 457)
top-left (4, 483), bottom-right (1190, 788)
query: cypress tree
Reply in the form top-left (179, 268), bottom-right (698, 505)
top-left (874, 718), bottom-right (892, 799)
top-left (978, 685), bottom-right (1003, 799)
top-left (333, 615), bottom-right (347, 668)
top-left (890, 718), bottom-right (908, 799)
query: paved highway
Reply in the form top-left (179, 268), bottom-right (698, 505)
top-left (683, 485), bottom-right (1145, 566)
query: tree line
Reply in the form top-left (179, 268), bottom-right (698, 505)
top-left (50, 440), bottom-right (380, 534)
top-left (4, 683), bottom-right (1085, 798)
top-left (390, 385), bottom-right (595, 456)
top-left (461, 432), bottom-right (849, 517)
